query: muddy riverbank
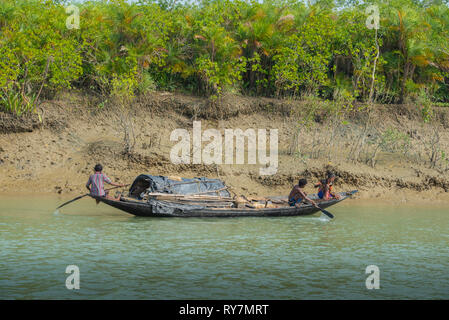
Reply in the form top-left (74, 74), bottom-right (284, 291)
top-left (1, 91), bottom-right (449, 203)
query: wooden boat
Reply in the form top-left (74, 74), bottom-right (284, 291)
top-left (91, 190), bottom-right (358, 218)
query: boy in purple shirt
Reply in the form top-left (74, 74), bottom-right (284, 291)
top-left (86, 164), bottom-right (125, 202)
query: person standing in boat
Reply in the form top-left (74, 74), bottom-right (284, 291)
top-left (315, 172), bottom-right (341, 200)
top-left (288, 179), bottom-right (317, 208)
top-left (86, 164), bottom-right (125, 203)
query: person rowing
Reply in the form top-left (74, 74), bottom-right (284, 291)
top-left (315, 172), bottom-right (341, 200)
top-left (288, 178), bottom-right (318, 208)
top-left (86, 164), bottom-right (126, 203)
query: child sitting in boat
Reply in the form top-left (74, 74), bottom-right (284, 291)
top-left (288, 179), bottom-right (317, 208)
top-left (315, 172), bottom-right (341, 200)
top-left (86, 164), bottom-right (125, 203)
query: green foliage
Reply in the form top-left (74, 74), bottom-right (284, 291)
top-left (0, 91), bottom-right (36, 116)
top-left (273, 10), bottom-right (335, 96)
top-left (0, 46), bottom-right (19, 90)
top-left (334, 8), bottom-right (385, 101)
top-left (379, 128), bottom-right (411, 154)
top-left (418, 90), bottom-right (435, 123)
top-left (111, 70), bottom-right (138, 105)
top-left (137, 73), bottom-right (156, 95)
top-left (0, 0), bottom-right (83, 114)
top-left (1, 0), bottom-right (449, 116)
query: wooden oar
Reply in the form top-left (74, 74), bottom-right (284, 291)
top-left (314, 205), bottom-right (334, 219)
top-left (55, 184), bottom-right (129, 210)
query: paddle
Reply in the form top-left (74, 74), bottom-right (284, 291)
top-left (314, 204), bottom-right (334, 219)
top-left (55, 184), bottom-right (129, 210)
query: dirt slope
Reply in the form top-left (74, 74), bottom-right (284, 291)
top-left (1, 91), bottom-right (449, 204)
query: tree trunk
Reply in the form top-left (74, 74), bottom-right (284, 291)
top-left (400, 61), bottom-right (410, 104)
top-left (368, 28), bottom-right (379, 103)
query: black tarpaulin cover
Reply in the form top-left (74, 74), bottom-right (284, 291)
top-left (129, 174), bottom-right (230, 198)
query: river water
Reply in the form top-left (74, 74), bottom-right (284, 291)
top-left (0, 195), bottom-right (448, 299)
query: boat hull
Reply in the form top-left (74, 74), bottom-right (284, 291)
top-left (91, 190), bottom-right (357, 218)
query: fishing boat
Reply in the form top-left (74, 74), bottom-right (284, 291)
top-left (91, 174), bottom-right (357, 218)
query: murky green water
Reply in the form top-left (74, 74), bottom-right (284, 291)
top-left (0, 195), bottom-right (448, 299)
